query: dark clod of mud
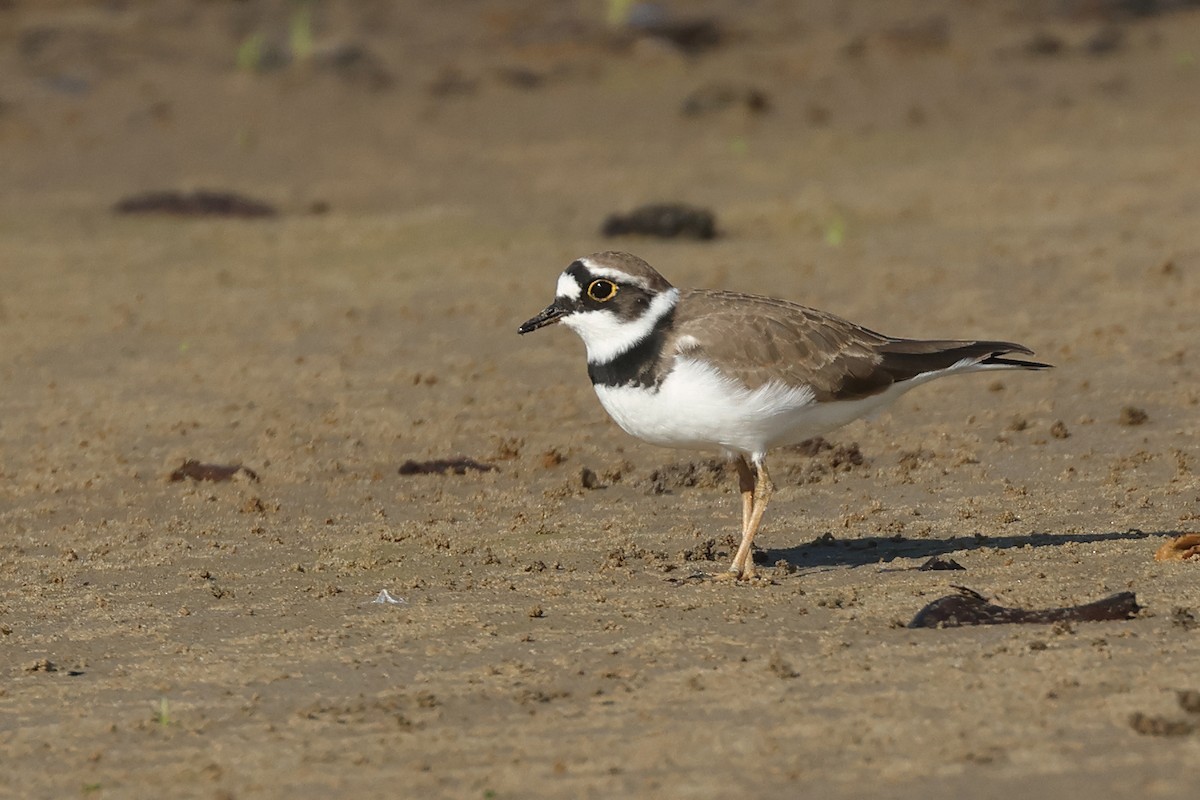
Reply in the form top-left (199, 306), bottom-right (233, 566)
top-left (1128, 712), bottom-right (1196, 737)
top-left (398, 458), bottom-right (495, 476)
top-left (918, 556), bottom-right (965, 571)
top-left (1024, 32), bottom-right (1067, 56)
top-left (641, 460), bottom-right (727, 494)
top-left (879, 16), bottom-right (951, 54)
top-left (628, 14), bottom-right (722, 56)
top-left (908, 587), bottom-right (1140, 628)
top-left (1170, 607), bottom-right (1198, 630)
top-left (1119, 405), bottom-right (1149, 426)
top-left (169, 460), bottom-right (259, 483)
top-left (679, 537), bottom-right (724, 563)
top-left (428, 67), bottom-right (477, 97)
top-left (601, 203), bottom-right (717, 240)
top-left (114, 190), bottom-right (277, 218)
top-left (791, 437), bottom-right (834, 457)
top-left (681, 83), bottom-right (770, 116)
top-left (1066, 0), bottom-right (1200, 22)
top-left (495, 66), bottom-right (545, 90)
top-left (1085, 26), bottom-right (1125, 55)
top-left (318, 43), bottom-right (393, 91)
top-left (784, 437), bottom-right (866, 483)
top-left (767, 652), bottom-right (800, 679)
top-left (1177, 690), bottom-right (1200, 714)
top-left (579, 467), bottom-right (603, 490)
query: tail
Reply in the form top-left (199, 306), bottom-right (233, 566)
top-left (877, 339), bottom-right (1052, 382)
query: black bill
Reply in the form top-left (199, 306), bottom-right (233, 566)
top-left (518, 301), bottom-right (566, 334)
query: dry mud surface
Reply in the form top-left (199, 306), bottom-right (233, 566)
top-left (3, 2), bottom-right (1200, 798)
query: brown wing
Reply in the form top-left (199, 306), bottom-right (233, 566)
top-left (666, 290), bottom-right (1048, 401)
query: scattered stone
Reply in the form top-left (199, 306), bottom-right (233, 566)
top-left (114, 190), bottom-right (277, 218)
top-left (541, 449), bottom-right (565, 469)
top-left (601, 203), bottom-right (717, 240)
top-left (527, 605), bottom-right (545, 619)
top-left (1050, 420), bottom-right (1071, 439)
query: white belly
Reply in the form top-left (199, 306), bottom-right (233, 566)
top-left (592, 357), bottom-right (907, 460)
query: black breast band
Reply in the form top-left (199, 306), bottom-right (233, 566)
top-left (587, 308), bottom-right (675, 389)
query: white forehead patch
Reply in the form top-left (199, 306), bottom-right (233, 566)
top-left (580, 258), bottom-right (651, 290)
top-left (556, 271), bottom-right (582, 300)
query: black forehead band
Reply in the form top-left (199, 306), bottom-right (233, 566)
top-left (565, 260), bottom-right (593, 285)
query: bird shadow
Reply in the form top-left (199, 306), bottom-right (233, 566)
top-left (759, 527), bottom-right (1172, 571)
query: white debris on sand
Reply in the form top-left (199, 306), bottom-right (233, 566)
top-left (371, 589), bottom-right (406, 605)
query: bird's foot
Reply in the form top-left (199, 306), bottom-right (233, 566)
top-left (714, 562), bottom-right (758, 582)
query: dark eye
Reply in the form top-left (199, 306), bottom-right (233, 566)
top-left (587, 279), bottom-right (618, 302)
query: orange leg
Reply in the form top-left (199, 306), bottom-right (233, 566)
top-left (727, 458), bottom-right (773, 580)
top-left (733, 456), bottom-right (755, 536)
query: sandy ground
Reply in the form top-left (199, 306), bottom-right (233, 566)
top-left (3, 1), bottom-right (1200, 798)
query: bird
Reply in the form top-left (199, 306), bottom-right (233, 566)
top-left (518, 251), bottom-right (1050, 580)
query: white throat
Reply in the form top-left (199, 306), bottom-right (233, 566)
top-left (561, 287), bottom-right (679, 364)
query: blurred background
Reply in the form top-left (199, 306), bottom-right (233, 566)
top-left (4, 0), bottom-right (1197, 227)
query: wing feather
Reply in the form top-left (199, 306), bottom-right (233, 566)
top-left (665, 290), bottom-right (1048, 401)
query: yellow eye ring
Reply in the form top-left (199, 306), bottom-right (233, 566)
top-left (587, 279), bottom-right (618, 302)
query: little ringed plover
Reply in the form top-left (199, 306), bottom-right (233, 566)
top-left (518, 251), bottom-right (1050, 580)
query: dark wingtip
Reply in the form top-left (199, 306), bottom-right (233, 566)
top-left (982, 355), bottom-right (1053, 370)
